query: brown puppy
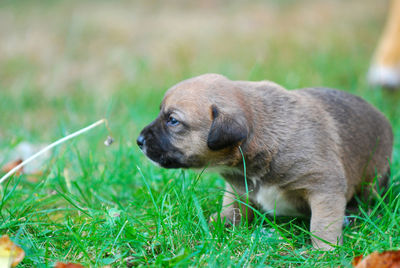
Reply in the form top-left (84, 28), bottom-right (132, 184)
top-left (137, 74), bottom-right (393, 250)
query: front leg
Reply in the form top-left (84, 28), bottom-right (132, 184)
top-left (308, 192), bottom-right (346, 250)
top-left (211, 183), bottom-right (254, 226)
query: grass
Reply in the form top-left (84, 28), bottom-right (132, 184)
top-left (0, 0), bottom-right (399, 266)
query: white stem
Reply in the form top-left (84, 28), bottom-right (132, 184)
top-left (0, 119), bottom-right (107, 185)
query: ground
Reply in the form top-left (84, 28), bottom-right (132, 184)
top-left (0, 0), bottom-right (399, 267)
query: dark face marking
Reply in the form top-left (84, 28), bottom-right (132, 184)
top-left (137, 112), bottom-right (189, 168)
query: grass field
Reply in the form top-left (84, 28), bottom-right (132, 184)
top-left (1, 0), bottom-right (400, 267)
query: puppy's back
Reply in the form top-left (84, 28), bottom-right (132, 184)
top-left (299, 88), bottom-right (393, 197)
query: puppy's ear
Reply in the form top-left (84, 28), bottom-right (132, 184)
top-left (207, 105), bottom-right (248, 151)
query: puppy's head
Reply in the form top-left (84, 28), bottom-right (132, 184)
top-left (137, 74), bottom-right (250, 168)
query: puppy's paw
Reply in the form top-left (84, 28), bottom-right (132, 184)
top-left (312, 240), bottom-right (337, 251)
top-left (209, 208), bottom-right (242, 227)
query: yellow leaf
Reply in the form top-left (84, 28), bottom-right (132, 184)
top-left (353, 250), bottom-right (400, 268)
top-left (0, 235), bottom-right (25, 268)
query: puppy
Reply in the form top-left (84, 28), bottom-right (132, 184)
top-left (137, 74), bottom-right (393, 250)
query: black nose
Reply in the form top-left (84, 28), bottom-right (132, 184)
top-left (137, 135), bottom-right (145, 148)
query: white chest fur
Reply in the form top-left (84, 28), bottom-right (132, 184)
top-left (254, 185), bottom-right (301, 216)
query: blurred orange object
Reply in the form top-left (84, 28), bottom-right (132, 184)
top-left (353, 250), bottom-right (400, 268)
top-left (0, 235), bottom-right (25, 267)
top-left (368, 0), bottom-right (400, 88)
top-left (1, 159), bottom-right (23, 175)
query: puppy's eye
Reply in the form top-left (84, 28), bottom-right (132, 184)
top-left (167, 116), bottom-right (180, 126)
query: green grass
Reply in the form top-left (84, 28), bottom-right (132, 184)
top-left (0, 0), bottom-right (400, 267)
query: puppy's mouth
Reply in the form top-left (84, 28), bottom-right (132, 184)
top-left (137, 134), bottom-right (188, 169)
top-left (143, 147), bottom-right (188, 169)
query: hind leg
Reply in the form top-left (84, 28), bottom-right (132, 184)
top-left (360, 168), bottom-right (391, 202)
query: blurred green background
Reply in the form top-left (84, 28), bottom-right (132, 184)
top-left (0, 0), bottom-right (399, 266)
top-left (0, 0), bottom-right (396, 137)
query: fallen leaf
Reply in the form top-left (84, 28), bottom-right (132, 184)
top-left (3, 142), bottom-right (51, 175)
top-left (1, 159), bottom-right (23, 175)
top-left (353, 250), bottom-right (400, 268)
top-left (54, 262), bottom-right (85, 268)
top-left (0, 235), bottom-right (25, 267)
top-left (352, 255), bottom-right (364, 266)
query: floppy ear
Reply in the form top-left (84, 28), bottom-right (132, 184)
top-left (207, 105), bottom-right (248, 151)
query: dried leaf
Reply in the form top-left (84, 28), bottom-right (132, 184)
top-left (1, 159), bottom-right (23, 175)
top-left (0, 235), bottom-right (25, 268)
top-left (7, 142), bottom-right (51, 174)
top-left (353, 250), bottom-right (400, 268)
top-left (352, 255), bottom-right (364, 266)
top-left (54, 262), bottom-right (86, 268)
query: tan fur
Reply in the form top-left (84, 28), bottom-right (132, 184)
top-left (368, 0), bottom-right (400, 87)
top-left (374, 0), bottom-right (400, 66)
top-left (138, 73), bottom-right (393, 250)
